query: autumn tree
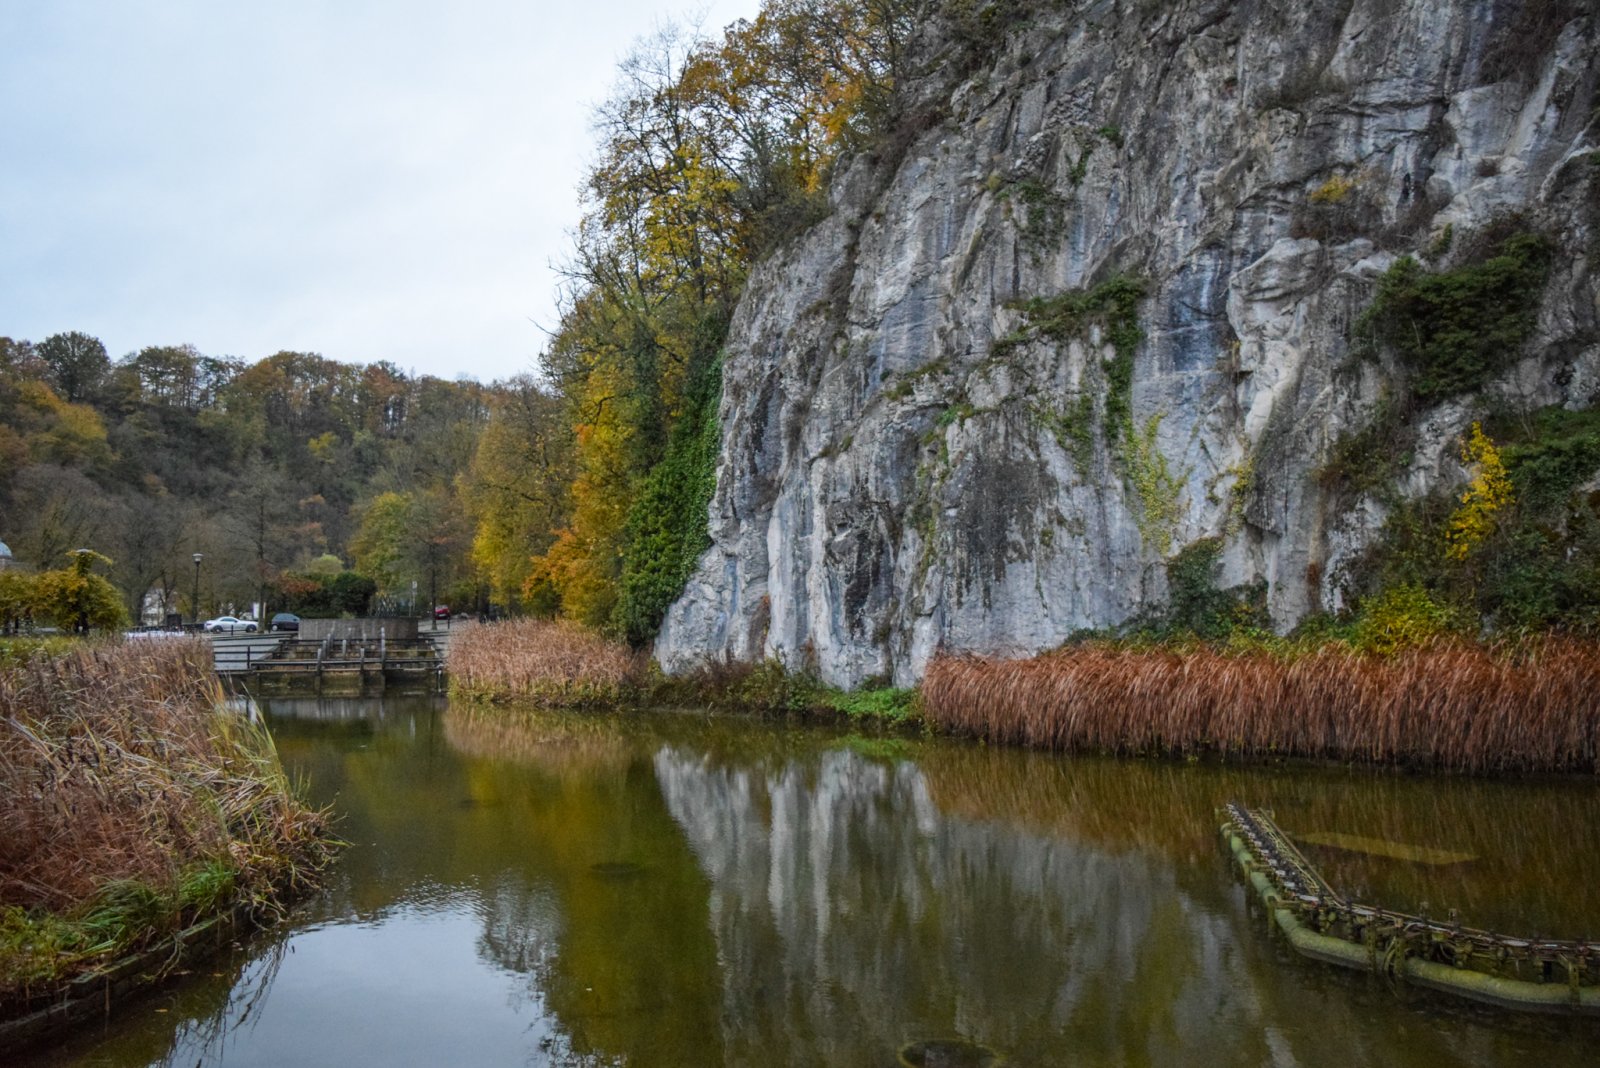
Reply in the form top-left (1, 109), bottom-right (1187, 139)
top-left (509, 2), bottom-right (921, 639)
top-left (462, 378), bottom-right (573, 610)
top-left (0, 571), bottom-right (34, 634)
top-left (30, 550), bottom-right (127, 633)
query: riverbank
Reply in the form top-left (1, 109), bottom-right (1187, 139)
top-left (448, 620), bottom-right (1599, 774)
top-left (0, 638), bottom-right (338, 1047)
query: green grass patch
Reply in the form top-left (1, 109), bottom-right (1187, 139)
top-left (823, 686), bottom-right (920, 724)
top-left (0, 860), bottom-right (248, 998)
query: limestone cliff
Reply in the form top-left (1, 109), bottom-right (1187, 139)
top-left (657, 0), bottom-right (1600, 686)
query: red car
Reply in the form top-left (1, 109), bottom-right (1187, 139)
top-left (433, 605), bottom-right (450, 620)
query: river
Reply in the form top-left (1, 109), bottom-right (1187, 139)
top-left (23, 696), bottom-right (1600, 1066)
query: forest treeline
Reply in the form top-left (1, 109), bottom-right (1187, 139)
top-left (0, 332), bottom-right (499, 621)
top-left (2, 0), bottom-right (940, 633)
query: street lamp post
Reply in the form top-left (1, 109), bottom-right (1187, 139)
top-left (192, 553), bottom-right (204, 627)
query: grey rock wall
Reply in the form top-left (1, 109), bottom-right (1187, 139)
top-left (658, 0), bottom-right (1600, 686)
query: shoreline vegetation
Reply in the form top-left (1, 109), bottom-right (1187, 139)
top-left (447, 618), bottom-right (919, 723)
top-left (923, 639), bottom-right (1599, 775)
top-left (0, 638), bottom-right (337, 1030)
top-left (448, 620), bottom-right (1599, 776)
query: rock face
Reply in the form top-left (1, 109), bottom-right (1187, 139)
top-left (657, 0), bottom-right (1600, 686)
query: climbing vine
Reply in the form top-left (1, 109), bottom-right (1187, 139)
top-left (1125, 414), bottom-right (1184, 554)
top-left (613, 355), bottom-right (724, 644)
top-left (997, 275), bottom-right (1182, 550)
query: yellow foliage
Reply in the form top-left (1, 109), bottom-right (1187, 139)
top-left (522, 359), bottom-right (637, 629)
top-left (307, 431), bottom-right (339, 464)
top-left (1309, 174), bottom-right (1356, 204)
top-left (12, 379), bottom-right (111, 467)
top-left (1354, 584), bottom-right (1461, 655)
top-left (1444, 422), bottom-right (1514, 562)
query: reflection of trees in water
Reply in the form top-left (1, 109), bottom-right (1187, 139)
top-left (915, 745), bottom-right (1600, 939)
top-left (655, 744), bottom-right (1591, 1066)
top-left (443, 703), bottom-right (637, 781)
top-left (438, 706), bottom-right (725, 1068)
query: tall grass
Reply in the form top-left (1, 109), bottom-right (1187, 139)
top-left (448, 621), bottom-right (919, 726)
top-left (0, 638), bottom-right (335, 1002)
top-left (447, 619), bottom-right (641, 705)
top-left (922, 639), bottom-right (1600, 774)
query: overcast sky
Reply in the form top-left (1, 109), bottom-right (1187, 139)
top-left (0, 0), bottom-right (760, 383)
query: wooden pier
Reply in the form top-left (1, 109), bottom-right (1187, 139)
top-left (210, 626), bottom-right (451, 695)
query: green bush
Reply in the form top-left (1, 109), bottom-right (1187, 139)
top-left (1360, 230), bottom-right (1551, 399)
top-left (1498, 405), bottom-right (1600, 513)
top-left (1115, 538), bottom-right (1269, 643)
top-left (1352, 584), bottom-right (1465, 654)
top-left (1347, 407), bottom-right (1600, 635)
top-left (824, 686), bottom-right (920, 724)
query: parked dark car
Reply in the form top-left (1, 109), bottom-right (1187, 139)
top-left (270, 613), bottom-right (301, 633)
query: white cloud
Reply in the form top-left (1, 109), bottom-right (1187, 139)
top-left (0, 0), bottom-right (760, 381)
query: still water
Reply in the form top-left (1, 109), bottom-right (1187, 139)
top-left (23, 697), bottom-right (1600, 1067)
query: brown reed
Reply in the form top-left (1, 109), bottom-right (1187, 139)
top-left (446, 618), bottom-right (642, 705)
top-left (921, 639), bottom-right (1600, 775)
top-left (0, 637), bottom-right (333, 927)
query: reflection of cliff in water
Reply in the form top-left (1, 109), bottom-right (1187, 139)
top-left (655, 744), bottom-right (1590, 1066)
top-left (654, 745), bottom-right (1232, 1064)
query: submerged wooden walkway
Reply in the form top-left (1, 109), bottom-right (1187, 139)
top-left (1220, 802), bottom-right (1599, 1014)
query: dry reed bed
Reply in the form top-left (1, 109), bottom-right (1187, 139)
top-left (922, 640), bottom-right (1600, 774)
top-left (447, 618), bottom-right (641, 705)
top-left (0, 638), bottom-right (334, 1000)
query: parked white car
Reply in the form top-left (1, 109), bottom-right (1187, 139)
top-left (203, 615), bottom-right (258, 633)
